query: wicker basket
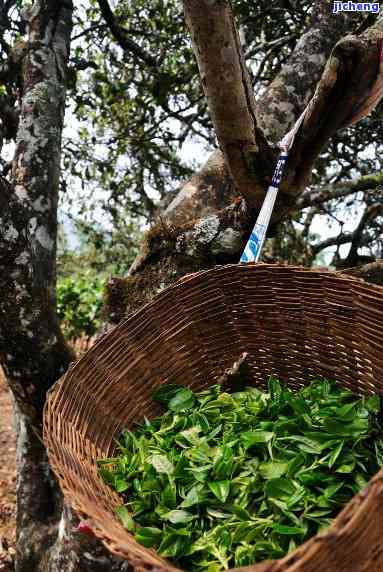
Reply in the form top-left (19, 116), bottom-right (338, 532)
top-left (43, 263), bottom-right (383, 571)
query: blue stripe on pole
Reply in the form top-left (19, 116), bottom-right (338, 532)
top-left (240, 153), bottom-right (289, 264)
top-left (271, 155), bottom-right (288, 188)
top-left (240, 225), bottom-right (266, 263)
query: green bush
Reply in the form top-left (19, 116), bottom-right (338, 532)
top-left (57, 272), bottom-right (104, 340)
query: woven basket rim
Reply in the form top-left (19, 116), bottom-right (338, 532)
top-left (49, 262), bottom-right (383, 399)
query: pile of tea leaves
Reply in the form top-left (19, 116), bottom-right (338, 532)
top-left (98, 379), bottom-right (383, 571)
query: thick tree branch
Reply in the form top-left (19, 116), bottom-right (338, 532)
top-left (256, 0), bottom-right (360, 143)
top-left (164, 1), bottom-right (357, 229)
top-left (297, 171), bottom-right (383, 209)
top-left (340, 259), bottom-right (383, 285)
top-left (343, 203), bottom-right (383, 265)
top-left (161, 149), bottom-right (236, 226)
top-left (312, 231), bottom-right (363, 256)
top-left (281, 18), bottom-right (383, 207)
top-left (182, 0), bottom-right (277, 209)
top-left (182, 2), bottom-right (383, 217)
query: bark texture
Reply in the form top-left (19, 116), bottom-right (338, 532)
top-left (0, 3), bottom-right (75, 569)
top-left (112, 198), bottom-right (251, 323)
top-left (121, 5), bottom-right (382, 321)
top-left (183, 0), bottom-right (277, 209)
top-left (297, 171), bottom-right (383, 210)
top-left (341, 260), bottom-right (383, 285)
top-left (255, 1), bottom-right (359, 143)
top-left (282, 18), bottom-right (383, 200)
top-left (162, 150), bottom-right (235, 226)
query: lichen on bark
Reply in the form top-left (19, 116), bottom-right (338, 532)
top-left (106, 199), bottom-right (251, 323)
top-left (255, 2), bottom-right (361, 143)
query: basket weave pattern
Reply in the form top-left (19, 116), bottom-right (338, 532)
top-left (43, 264), bottom-right (383, 571)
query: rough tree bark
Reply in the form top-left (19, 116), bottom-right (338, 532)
top-left (162, 1), bottom-right (358, 227)
top-left (341, 260), bottom-right (383, 285)
top-left (0, 1), bottom-right (74, 569)
top-left (0, 2), bottom-right (128, 571)
top-left (183, 0), bottom-right (277, 209)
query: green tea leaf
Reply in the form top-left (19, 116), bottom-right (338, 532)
top-left (324, 482), bottom-right (344, 499)
top-left (242, 431), bottom-right (275, 449)
top-left (328, 441), bottom-right (344, 468)
top-left (305, 509), bottom-right (332, 519)
top-left (115, 506), bottom-right (135, 532)
top-left (265, 478), bottom-right (295, 499)
top-left (169, 388), bottom-right (195, 412)
top-left (206, 508), bottom-right (231, 519)
top-left (186, 442), bottom-right (212, 464)
top-left (208, 480), bottom-right (231, 503)
top-left (278, 435), bottom-right (323, 454)
top-left (149, 454), bottom-right (174, 475)
top-left (98, 466), bottom-right (115, 485)
top-left (158, 533), bottom-right (190, 557)
top-left (153, 384), bottom-right (184, 405)
top-left (161, 483), bottom-right (177, 508)
top-left (187, 465), bottom-right (211, 483)
top-left (99, 377), bottom-right (383, 572)
top-left (180, 485), bottom-right (207, 508)
top-left (375, 442), bottom-right (383, 466)
top-left (115, 478), bottom-right (129, 492)
top-left (134, 527), bottom-right (162, 547)
top-left (336, 461), bottom-right (355, 474)
top-left (268, 377), bottom-right (282, 405)
top-left (287, 453), bottom-right (305, 476)
top-left (212, 445), bottom-right (234, 479)
top-left (176, 426), bottom-right (202, 447)
top-left (324, 417), bottom-right (368, 436)
top-left (365, 394), bottom-right (380, 413)
top-left (259, 461), bottom-right (288, 480)
top-left (163, 510), bottom-right (195, 524)
top-left (272, 524), bottom-right (305, 535)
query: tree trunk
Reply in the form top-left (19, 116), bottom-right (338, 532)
top-left (162, 2), bottom-right (357, 230)
top-left (0, 1), bottom-right (73, 568)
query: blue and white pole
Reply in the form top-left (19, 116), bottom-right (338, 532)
top-left (240, 152), bottom-right (289, 263)
top-left (240, 104), bottom-right (308, 264)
